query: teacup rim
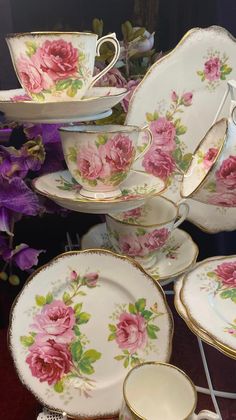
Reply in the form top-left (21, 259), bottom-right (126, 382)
top-left (180, 117), bottom-right (228, 199)
top-left (123, 361), bottom-right (197, 420)
top-left (5, 31), bottom-right (97, 38)
top-left (59, 124), bottom-right (142, 133)
top-left (107, 196), bottom-right (178, 227)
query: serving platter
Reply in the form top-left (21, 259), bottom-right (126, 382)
top-left (126, 26), bottom-right (236, 233)
top-left (9, 249), bottom-right (173, 418)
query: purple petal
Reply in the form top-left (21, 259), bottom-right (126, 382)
top-left (10, 243), bottom-right (44, 270)
top-left (20, 136), bottom-right (45, 172)
top-left (0, 145), bottom-right (28, 178)
top-left (39, 141), bottom-right (65, 175)
top-left (24, 123), bottom-right (62, 144)
top-left (0, 234), bottom-right (10, 258)
top-left (0, 177), bottom-right (41, 215)
top-left (0, 207), bottom-right (13, 235)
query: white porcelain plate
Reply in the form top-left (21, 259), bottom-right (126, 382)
top-left (181, 255), bottom-right (236, 356)
top-left (0, 86), bottom-right (128, 123)
top-left (126, 26), bottom-right (236, 233)
top-left (9, 249), bottom-right (173, 418)
top-left (33, 170), bottom-right (166, 214)
top-left (81, 223), bottom-right (198, 283)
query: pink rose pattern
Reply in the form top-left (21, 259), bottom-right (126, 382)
top-left (72, 133), bottom-right (135, 187)
top-left (142, 91), bottom-right (193, 180)
top-left (117, 227), bottom-right (170, 257)
top-left (197, 51), bottom-right (232, 89)
top-left (20, 269), bottom-right (101, 396)
top-left (215, 261), bottom-right (236, 288)
top-left (16, 39), bottom-right (88, 99)
top-left (108, 298), bottom-right (163, 368)
top-left (203, 147), bottom-right (219, 170)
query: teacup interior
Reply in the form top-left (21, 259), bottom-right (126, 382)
top-left (182, 119), bottom-right (227, 197)
top-left (124, 364), bottom-right (196, 420)
top-left (113, 196), bottom-right (177, 226)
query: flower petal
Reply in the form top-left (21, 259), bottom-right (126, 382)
top-left (0, 177), bottom-right (41, 215)
top-left (10, 243), bottom-right (44, 270)
top-left (0, 207), bottom-right (13, 236)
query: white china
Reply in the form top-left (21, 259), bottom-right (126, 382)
top-left (126, 25), bottom-right (236, 232)
top-left (119, 362), bottom-right (219, 420)
top-left (59, 124), bottom-right (152, 199)
top-left (6, 32), bottom-right (120, 101)
top-left (33, 170), bottom-right (166, 214)
top-left (181, 255), bottom-right (236, 357)
top-left (0, 87), bottom-right (128, 123)
top-left (9, 249), bottom-right (173, 418)
top-left (81, 223), bottom-right (198, 283)
top-left (106, 196), bottom-right (189, 269)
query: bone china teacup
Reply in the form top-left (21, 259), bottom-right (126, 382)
top-left (119, 362), bottom-right (219, 420)
top-left (59, 124), bottom-right (152, 199)
top-left (106, 196), bottom-right (189, 269)
top-left (6, 31), bottom-right (120, 102)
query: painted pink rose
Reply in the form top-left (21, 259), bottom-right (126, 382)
top-left (208, 192), bottom-right (236, 207)
top-left (11, 93), bottom-right (31, 102)
top-left (121, 79), bottom-right (140, 112)
top-left (94, 67), bottom-right (127, 88)
top-left (84, 272), bottom-right (99, 288)
top-left (26, 339), bottom-right (72, 385)
top-left (181, 92), bottom-right (193, 106)
top-left (150, 117), bottom-right (176, 152)
top-left (36, 40), bottom-right (78, 81)
top-left (77, 143), bottom-right (111, 180)
top-left (204, 57), bottom-right (221, 81)
top-left (216, 156), bottom-right (236, 189)
top-left (142, 147), bottom-right (175, 180)
top-left (101, 134), bottom-right (135, 172)
top-left (17, 56), bottom-right (52, 93)
top-left (31, 300), bottom-right (75, 344)
top-left (123, 207), bottom-right (142, 220)
top-left (115, 312), bottom-right (147, 353)
top-left (119, 234), bottom-right (145, 257)
top-left (144, 228), bottom-right (170, 251)
top-left (203, 147), bottom-right (218, 170)
top-left (215, 261), bottom-right (236, 288)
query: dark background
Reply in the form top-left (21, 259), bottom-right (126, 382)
top-left (0, 1), bottom-right (235, 419)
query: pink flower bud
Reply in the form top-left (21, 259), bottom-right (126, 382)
top-left (85, 272), bottom-right (98, 287)
top-left (70, 270), bottom-right (78, 281)
top-left (181, 92), bottom-right (193, 106)
top-left (171, 91), bottom-right (178, 102)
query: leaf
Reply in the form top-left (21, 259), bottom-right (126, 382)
top-left (97, 134), bottom-right (108, 145)
top-left (74, 302), bottom-right (83, 316)
top-left (121, 20), bottom-right (133, 41)
top-left (176, 125), bottom-right (187, 135)
top-left (146, 112), bottom-right (155, 122)
top-left (31, 93), bottom-right (45, 102)
top-left (153, 111), bottom-right (159, 120)
top-left (114, 355), bottom-right (125, 361)
top-left (46, 293), bottom-right (53, 304)
top-left (83, 349), bottom-right (101, 363)
top-left (129, 27), bottom-right (145, 41)
top-left (197, 70), bottom-right (204, 76)
top-left (136, 228), bottom-right (146, 236)
top-left (124, 357), bottom-right (129, 368)
top-left (87, 179), bottom-right (97, 187)
top-left (135, 298), bottom-right (146, 313)
top-left (231, 295), bottom-right (236, 303)
top-left (147, 324), bottom-right (159, 339)
top-left (54, 380), bottom-right (64, 393)
top-left (71, 341), bottom-right (83, 362)
top-left (129, 303), bottom-right (137, 314)
top-left (77, 312), bottom-right (91, 324)
top-left (92, 18), bottom-right (104, 38)
top-left (56, 79), bottom-right (72, 91)
top-left (108, 324), bottom-right (117, 332)
top-left (79, 359), bottom-right (94, 375)
top-left (67, 85), bottom-right (78, 97)
top-left (20, 335), bottom-right (35, 347)
top-left (68, 147), bottom-right (77, 163)
top-left (73, 325), bottom-right (81, 336)
top-left (137, 143), bottom-right (148, 154)
top-left (180, 153), bottom-right (192, 172)
top-left (205, 181), bottom-right (216, 193)
top-left (220, 74), bottom-right (226, 80)
top-left (35, 295), bottom-right (46, 306)
top-left (221, 65), bottom-right (232, 75)
top-left (63, 292), bottom-right (71, 304)
top-left (109, 171), bottom-right (127, 185)
top-left (108, 333), bottom-right (116, 341)
top-left (220, 290), bottom-right (233, 299)
top-left (142, 310), bottom-right (153, 320)
top-left (207, 271), bottom-right (218, 279)
top-left (172, 148), bottom-right (183, 164)
top-left (25, 41), bottom-right (37, 57)
top-left (131, 357), bottom-right (140, 367)
top-left (72, 79), bottom-right (83, 89)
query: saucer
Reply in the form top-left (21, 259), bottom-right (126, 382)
top-left (0, 86), bottom-right (128, 123)
top-left (81, 223), bottom-right (199, 283)
top-left (33, 170), bottom-right (166, 214)
top-left (9, 249), bottom-right (173, 418)
top-left (174, 271), bottom-right (236, 360)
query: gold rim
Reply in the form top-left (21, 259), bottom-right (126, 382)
top-left (6, 31), bottom-right (97, 38)
top-left (174, 279), bottom-right (236, 360)
top-left (180, 118), bottom-right (228, 199)
top-left (107, 196), bottom-right (179, 227)
top-left (32, 171), bottom-right (166, 204)
top-left (123, 362), bottom-right (197, 420)
top-left (59, 124), bottom-right (142, 133)
top-left (8, 248), bottom-right (173, 419)
top-left (180, 255), bottom-right (236, 355)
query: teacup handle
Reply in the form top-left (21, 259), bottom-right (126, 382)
top-left (173, 202), bottom-right (189, 229)
top-left (193, 409), bottom-right (220, 419)
top-left (134, 126), bottom-right (153, 161)
top-left (89, 33), bottom-right (120, 88)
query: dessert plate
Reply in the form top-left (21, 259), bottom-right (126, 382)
top-left (0, 86), bottom-right (128, 123)
top-left (9, 249), bottom-right (173, 418)
top-left (181, 255), bottom-right (236, 357)
top-left (174, 272), bottom-right (236, 360)
top-left (33, 170), bottom-right (166, 214)
top-left (126, 26), bottom-right (236, 232)
top-left (81, 223), bottom-right (198, 283)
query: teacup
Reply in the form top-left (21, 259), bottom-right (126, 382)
top-left (106, 196), bottom-right (189, 269)
top-left (59, 124), bottom-right (152, 199)
top-left (181, 115), bottom-right (236, 207)
top-left (6, 31), bottom-right (120, 102)
top-left (119, 362), bottom-right (219, 420)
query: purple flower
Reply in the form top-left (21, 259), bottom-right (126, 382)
top-left (0, 177), bottom-right (41, 216)
top-left (24, 123), bottom-right (61, 144)
top-left (6, 243), bottom-right (44, 270)
top-left (20, 136), bottom-right (46, 172)
top-left (0, 207), bottom-right (13, 236)
top-left (0, 146), bottom-right (28, 178)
